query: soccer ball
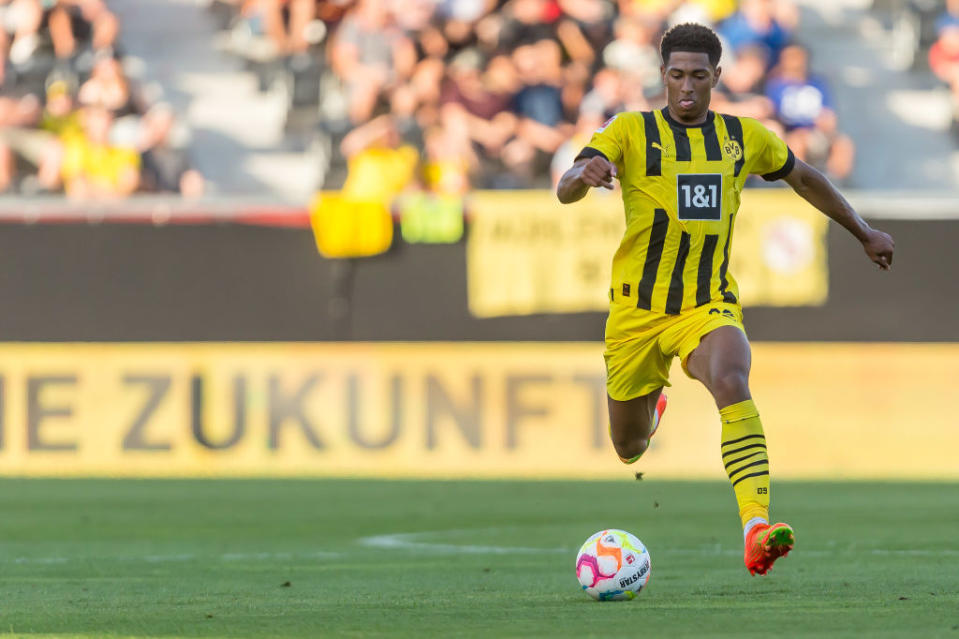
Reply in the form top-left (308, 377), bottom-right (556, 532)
top-left (575, 529), bottom-right (650, 601)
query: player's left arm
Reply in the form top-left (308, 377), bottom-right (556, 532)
top-left (781, 159), bottom-right (895, 270)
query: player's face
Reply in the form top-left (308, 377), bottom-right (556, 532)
top-left (661, 51), bottom-right (720, 125)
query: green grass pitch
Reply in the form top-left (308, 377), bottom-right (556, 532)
top-left (0, 478), bottom-right (956, 638)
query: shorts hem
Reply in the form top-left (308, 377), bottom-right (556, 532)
top-left (606, 380), bottom-right (670, 403)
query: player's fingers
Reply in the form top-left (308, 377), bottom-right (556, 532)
top-left (600, 180), bottom-right (614, 190)
top-left (609, 164), bottom-right (618, 178)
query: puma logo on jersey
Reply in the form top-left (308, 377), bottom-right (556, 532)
top-left (651, 141), bottom-right (672, 157)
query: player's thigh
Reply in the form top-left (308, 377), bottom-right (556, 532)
top-left (604, 338), bottom-right (669, 440)
top-left (607, 388), bottom-right (663, 442)
top-left (660, 303), bottom-right (750, 391)
top-left (685, 325), bottom-right (752, 399)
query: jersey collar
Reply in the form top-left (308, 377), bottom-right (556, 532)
top-left (660, 107), bottom-right (714, 129)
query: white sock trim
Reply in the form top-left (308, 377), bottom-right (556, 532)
top-left (743, 516), bottom-right (769, 542)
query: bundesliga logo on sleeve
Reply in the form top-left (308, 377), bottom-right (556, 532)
top-left (596, 115), bottom-right (617, 133)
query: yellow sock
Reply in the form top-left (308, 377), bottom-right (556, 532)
top-left (719, 400), bottom-right (770, 527)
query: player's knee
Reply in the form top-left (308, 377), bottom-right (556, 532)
top-left (711, 370), bottom-right (750, 404)
top-left (612, 435), bottom-right (648, 463)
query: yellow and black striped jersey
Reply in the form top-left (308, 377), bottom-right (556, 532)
top-left (579, 108), bottom-right (794, 314)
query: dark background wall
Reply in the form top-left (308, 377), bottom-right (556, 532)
top-left (0, 218), bottom-right (953, 341)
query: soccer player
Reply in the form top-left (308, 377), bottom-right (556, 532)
top-left (556, 23), bottom-right (894, 576)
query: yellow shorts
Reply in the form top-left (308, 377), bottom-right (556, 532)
top-left (604, 301), bottom-right (745, 401)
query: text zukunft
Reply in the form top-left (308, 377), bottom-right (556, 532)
top-left (7, 371), bottom-right (610, 453)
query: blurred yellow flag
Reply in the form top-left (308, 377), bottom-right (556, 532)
top-left (309, 193), bottom-right (393, 258)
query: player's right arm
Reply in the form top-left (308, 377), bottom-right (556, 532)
top-left (556, 113), bottom-right (627, 204)
top-left (556, 155), bottom-right (618, 203)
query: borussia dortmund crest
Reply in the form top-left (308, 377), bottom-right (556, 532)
top-left (723, 139), bottom-right (743, 161)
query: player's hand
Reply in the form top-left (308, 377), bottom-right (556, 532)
top-left (580, 156), bottom-right (617, 190)
top-left (862, 228), bottom-right (894, 270)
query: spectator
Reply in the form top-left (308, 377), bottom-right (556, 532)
top-left (556, 0), bottom-right (616, 69)
top-left (496, 0), bottom-right (560, 52)
top-left (138, 103), bottom-right (204, 198)
top-left (60, 104), bottom-right (140, 199)
top-left (0, 88), bottom-right (41, 192)
top-left (504, 37), bottom-right (569, 185)
top-left (329, 0), bottom-right (417, 124)
top-left (765, 43), bottom-right (854, 181)
top-left (2, 0), bottom-right (43, 75)
top-left (0, 77), bottom-right (77, 193)
top-left (935, 0), bottom-right (959, 35)
top-left (339, 113), bottom-right (418, 203)
top-left (718, 0), bottom-right (795, 67)
top-left (46, 0), bottom-right (120, 62)
top-left (580, 67), bottom-right (625, 119)
top-left (713, 44), bottom-right (777, 122)
top-left (440, 49), bottom-right (516, 158)
top-left (930, 3), bottom-right (959, 124)
top-left (687, 0), bottom-right (737, 25)
top-left (422, 120), bottom-right (476, 195)
top-left (602, 14), bottom-right (661, 98)
top-left (77, 53), bottom-right (144, 117)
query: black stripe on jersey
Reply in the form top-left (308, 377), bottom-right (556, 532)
top-left (720, 114), bottom-right (745, 177)
top-left (717, 214), bottom-right (738, 304)
top-left (695, 234), bottom-right (719, 306)
top-left (762, 147), bottom-right (797, 181)
top-left (642, 111), bottom-right (662, 177)
top-left (636, 209), bottom-right (669, 310)
top-left (702, 117), bottom-right (723, 161)
top-left (665, 231), bottom-right (691, 314)
top-left (574, 146), bottom-right (609, 163)
top-left (669, 125), bottom-right (692, 162)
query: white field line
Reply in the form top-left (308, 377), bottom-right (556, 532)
top-left (3, 550), bottom-right (340, 566)
top-left (358, 531), bottom-right (959, 558)
top-left (360, 531), bottom-right (567, 555)
top-left (5, 534), bottom-right (959, 565)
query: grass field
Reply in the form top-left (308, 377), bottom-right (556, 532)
top-left (0, 479), bottom-right (957, 638)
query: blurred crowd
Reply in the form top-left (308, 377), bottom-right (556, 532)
top-left (929, 0), bottom-right (959, 131)
top-left (0, 0), bottom-right (859, 200)
top-left (0, 0), bottom-right (202, 198)
top-left (215, 0), bottom-right (855, 197)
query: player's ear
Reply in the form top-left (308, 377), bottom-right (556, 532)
top-left (712, 66), bottom-right (722, 87)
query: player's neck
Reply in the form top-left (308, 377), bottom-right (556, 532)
top-left (662, 106), bottom-right (712, 128)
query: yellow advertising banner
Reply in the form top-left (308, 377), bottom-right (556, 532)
top-left (731, 190), bottom-right (829, 307)
top-left (466, 189), bottom-right (828, 318)
top-left (0, 343), bottom-right (954, 479)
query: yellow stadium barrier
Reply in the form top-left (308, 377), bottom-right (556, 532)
top-left (0, 342), bottom-right (952, 479)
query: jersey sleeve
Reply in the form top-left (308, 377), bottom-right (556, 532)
top-left (575, 113), bottom-right (627, 165)
top-left (745, 119), bottom-right (796, 182)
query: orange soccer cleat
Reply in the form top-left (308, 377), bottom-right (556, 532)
top-left (744, 522), bottom-right (795, 576)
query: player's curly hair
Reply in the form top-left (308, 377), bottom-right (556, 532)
top-left (660, 23), bottom-right (723, 67)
